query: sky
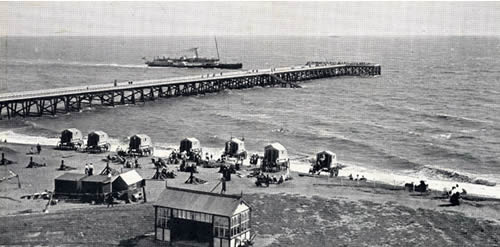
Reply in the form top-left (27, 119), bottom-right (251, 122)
top-left (1, 1), bottom-right (500, 36)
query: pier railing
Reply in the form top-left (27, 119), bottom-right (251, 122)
top-left (0, 63), bottom-right (381, 119)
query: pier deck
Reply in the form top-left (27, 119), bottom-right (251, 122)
top-left (0, 63), bottom-right (380, 119)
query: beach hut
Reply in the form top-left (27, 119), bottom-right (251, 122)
top-left (80, 175), bottom-right (113, 202)
top-left (262, 143), bottom-right (289, 172)
top-left (179, 137), bottom-right (201, 156)
top-left (86, 131), bottom-right (111, 153)
top-left (54, 173), bottom-right (87, 197)
top-left (57, 128), bottom-right (84, 150)
top-left (128, 134), bottom-right (153, 156)
top-left (224, 138), bottom-right (247, 159)
top-left (315, 151), bottom-right (337, 169)
top-left (154, 187), bottom-right (252, 247)
top-left (112, 170), bottom-right (145, 193)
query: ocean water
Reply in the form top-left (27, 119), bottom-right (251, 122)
top-left (1, 36), bottom-right (499, 196)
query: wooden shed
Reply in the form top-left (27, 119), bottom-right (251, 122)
top-left (80, 175), bottom-right (113, 202)
top-left (154, 187), bottom-right (252, 247)
top-left (112, 169), bottom-right (145, 192)
top-left (54, 173), bottom-right (87, 197)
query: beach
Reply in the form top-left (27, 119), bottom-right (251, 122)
top-left (1, 141), bottom-right (500, 246)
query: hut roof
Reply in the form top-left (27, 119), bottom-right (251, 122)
top-left (317, 150), bottom-right (335, 156)
top-left (155, 187), bottom-right (249, 217)
top-left (81, 175), bottom-right (113, 183)
top-left (228, 138), bottom-right (244, 145)
top-left (90, 131), bottom-right (108, 137)
top-left (182, 137), bottom-right (199, 143)
top-left (55, 173), bottom-right (87, 181)
top-left (131, 134), bottom-right (150, 140)
top-left (117, 170), bottom-right (143, 186)
top-left (265, 142), bottom-right (286, 151)
top-left (64, 128), bottom-right (80, 134)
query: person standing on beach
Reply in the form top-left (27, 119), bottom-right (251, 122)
top-left (221, 177), bottom-right (226, 194)
top-left (107, 193), bottom-right (114, 208)
top-left (85, 163), bottom-right (89, 175)
top-left (36, 143), bottom-right (42, 154)
top-left (88, 163), bottom-right (94, 176)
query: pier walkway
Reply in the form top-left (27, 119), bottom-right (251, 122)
top-left (0, 62), bottom-right (381, 119)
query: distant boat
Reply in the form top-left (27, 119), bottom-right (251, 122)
top-left (144, 37), bottom-right (242, 69)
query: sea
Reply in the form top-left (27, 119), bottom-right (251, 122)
top-left (1, 36), bottom-right (499, 197)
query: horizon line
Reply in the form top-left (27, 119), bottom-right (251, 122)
top-left (1, 34), bottom-right (500, 38)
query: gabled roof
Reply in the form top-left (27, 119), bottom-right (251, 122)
top-left (227, 138), bottom-right (244, 145)
top-left (81, 175), bottom-right (113, 183)
top-left (89, 131), bottom-right (108, 137)
top-left (63, 128), bottom-right (81, 134)
top-left (182, 137), bottom-right (199, 143)
top-left (317, 150), bottom-right (335, 156)
top-left (117, 170), bottom-right (143, 185)
top-left (154, 187), bottom-right (249, 217)
top-left (265, 142), bottom-right (286, 151)
top-left (131, 134), bottom-right (150, 140)
top-left (55, 173), bottom-right (87, 181)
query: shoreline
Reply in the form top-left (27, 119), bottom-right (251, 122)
top-left (1, 130), bottom-right (499, 200)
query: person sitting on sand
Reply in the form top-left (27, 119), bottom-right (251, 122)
top-left (278, 175), bottom-right (284, 184)
top-left (348, 174), bottom-right (353, 180)
top-left (360, 175), bottom-right (367, 182)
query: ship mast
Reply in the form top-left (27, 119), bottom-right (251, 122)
top-left (214, 36), bottom-right (220, 61)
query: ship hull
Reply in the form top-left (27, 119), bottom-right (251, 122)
top-left (146, 61), bottom-right (242, 69)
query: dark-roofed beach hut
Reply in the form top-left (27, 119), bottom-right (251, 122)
top-left (224, 138), bottom-right (247, 159)
top-left (57, 128), bottom-right (84, 150)
top-left (316, 150), bottom-right (337, 170)
top-left (262, 142), bottom-right (289, 172)
top-left (154, 187), bottom-right (252, 247)
top-left (80, 175), bottom-right (113, 202)
top-left (180, 137), bottom-right (201, 153)
top-left (128, 134), bottom-right (153, 156)
top-left (54, 173), bottom-right (87, 197)
top-left (86, 131), bottom-right (111, 153)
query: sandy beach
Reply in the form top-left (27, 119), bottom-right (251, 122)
top-left (1, 142), bottom-right (500, 246)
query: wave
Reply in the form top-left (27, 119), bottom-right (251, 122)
top-left (10, 59), bottom-right (147, 69)
top-left (419, 166), bottom-right (496, 186)
top-left (420, 112), bottom-right (493, 127)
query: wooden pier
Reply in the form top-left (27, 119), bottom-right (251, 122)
top-left (0, 62), bottom-right (381, 119)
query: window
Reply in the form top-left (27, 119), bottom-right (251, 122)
top-left (214, 216), bottom-right (229, 238)
top-left (231, 211), bottom-right (250, 236)
top-left (156, 208), bottom-right (169, 228)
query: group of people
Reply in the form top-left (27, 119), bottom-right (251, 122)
top-left (124, 157), bottom-right (141, 169)
top-left (255, 170), bottom-right (291, 187)
top-left (84, 163), bottom-right (94, 176)
top-left (449, 184), bottom-right (466, 206)
top-left (348, 174), bottom-right (367, 182)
